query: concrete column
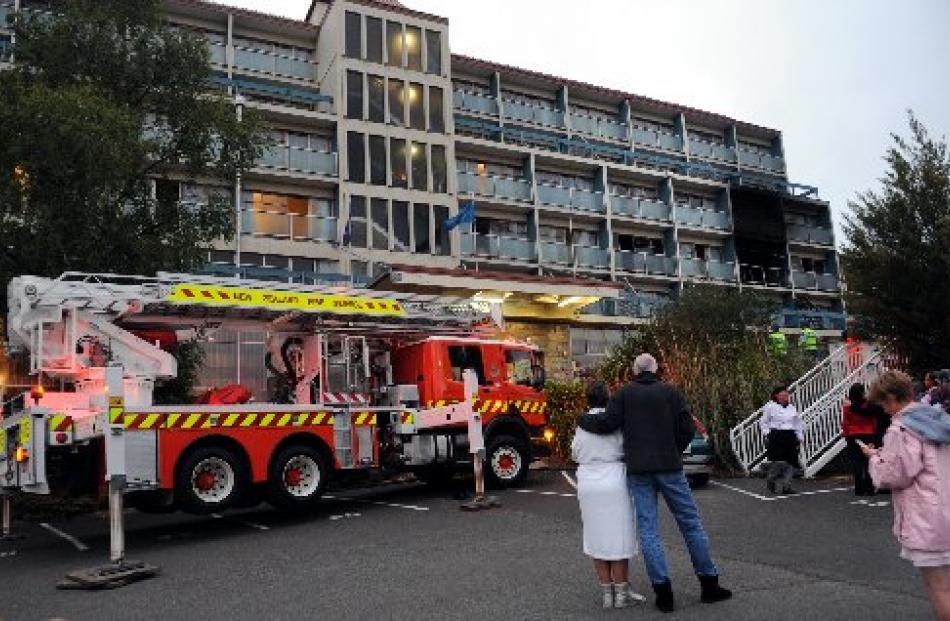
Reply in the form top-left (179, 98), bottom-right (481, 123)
top-left (620, 99), bottom-right (632, 145)
top-left (558, 85), bottom-right (570, 134)
top-left (676, 113), bottom-right (689, 159)
top-left (598, 165), bottom-right (616, 278)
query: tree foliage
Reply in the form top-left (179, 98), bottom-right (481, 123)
top-left (0, 0), bottom-right (267, 291)
top-left (841, 114), bottom-right (950, 372)
top-left (598, 286), bottom-right (811, 468)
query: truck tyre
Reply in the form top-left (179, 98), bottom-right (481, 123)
top-left (267, 445), bottom-right (328, 510)
top-left (175, 445), bottom-right (247, 514)
top-left (128, 490), bottom-right (177, 514)
top-left (485, 434), bottom-right (530, 488)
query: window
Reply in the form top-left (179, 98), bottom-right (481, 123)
top-left (428, 86), bottom-right (444, 133)
top-left (346, 71), bottom-right (363, 120)
top-left (386, 21), bottom-right (402, 67)
top-left (406, 25), bottom-right (422, 71)
top-left (344, 12), bottom-right (362, 59)
top-left (347, 132), bottom-right (365, 183)
top-left (368, 75), bottom-right (385, 122)
top-left (410, 142), bottom-right (427, 191)
top-left (348, 196), bottom-right (367, 248)
top-left (505, 350), bottom-right (533, 386)
top-left (371, 198), bottom-right (389, 250)
top-left (447, 346), bottom-right (486, 384)
top-left (365, 16), bottom-right (383, 63)
top-left (0, 35), bottom-right (12, 63)
top-left (425, 30), bottom-right (442, 75)
top-left (431, 145), bottom-right (447, 193)
top-left (392, 201), bottom-right (410, 251)
top-left (433, 205), bottom-right (449, 256)
top-left (413, 203), bottom-right (430, 253)
top-left (390, 138), bottom-right (408, 188)
top-left (351, 260), bottom-right (369, 284)
top-left (408, 83), bottom-right (424, 130)
top-left (369, 135), bottom-right (386, 185)
top-left (243, 191), bottom-right (309, 239)
top-left (388, 79), bottom-right (405, 126)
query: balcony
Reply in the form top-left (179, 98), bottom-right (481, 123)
top-left (233, 45), bottom-right (317, 81)
top-left (739, 264), bottom-right (787, 288)
top-left (453, 90), bottom-right (498, 116)
top-left (571, 113), bottom-right (628, 142)
top-left (241, 210), bottom-right (338, 242)
top-left (461, 233), bottom-right (536, 262)
top-left (537, 184), bottom-right (605, 214)
top-left (675, 206), bottom-right (731, 231)
top-left (632, 126), bottom-right (684, 152)
top-left (787, 224), bottom-right (834, 246)
top-left (615, 252), bottom-right (677, 277)
top-left (778, 310), bottom-right (847, 331)
top-left (688, 137), bottom-right (737, 163)
top-left (0, 4), bottom-right (14, 28)
top-left (581, 293), bottom-right (669, 319)
top-left (257, 145), bottom-right (338, 177)
top-left (739, 149), bottom-right (785, 174)
top-left (539, 241), bottom-right (572, 265)
top-left (611, 195), bottom-right (672, 223)
top-left (457, 171), bottom-right (532, 202)
top-left (792, 271), bottom-right (840, 292)
top-left (681, 258), bottom-right (737, 282)
top-left (207, 41), bottom-right (227, 66)
top-left (574, 246), bottom-right (611, 269)
top-left (501, 99), bottom-right (565, 129)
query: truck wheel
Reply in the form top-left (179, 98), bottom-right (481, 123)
top-left (128, 490), bottom-right (177, 514)
top-left (486, 435), bottom-right (530, 488)
top-left (176, 446), bottom-right (246, 514)
top-left (267, 445), bottom-right (327, 510)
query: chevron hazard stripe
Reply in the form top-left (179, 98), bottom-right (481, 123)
top-left (121, 411), bottom-right (338, 430)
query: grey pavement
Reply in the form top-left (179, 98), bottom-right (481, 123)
top-left (0, 472), bottom-right (932, 620)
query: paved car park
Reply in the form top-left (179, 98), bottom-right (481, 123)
top-left (0, 471), bottom-right (933, 620)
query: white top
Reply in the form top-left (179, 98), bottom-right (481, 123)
top-left (571, 408), bottom-right (625, 465)
top-left (760, 401), bottom-right (803, 441)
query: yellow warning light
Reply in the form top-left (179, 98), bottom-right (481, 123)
top-left (543, 428), bottom-right (555, 443)
top-left (15, 446), bottom-right (29, 462)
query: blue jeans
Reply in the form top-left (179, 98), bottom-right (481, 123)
top-left (628, 471), bottom-right (718, 585)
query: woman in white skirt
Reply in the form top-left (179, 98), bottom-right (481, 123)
top-left (572, 381), bottom-right (645, 609)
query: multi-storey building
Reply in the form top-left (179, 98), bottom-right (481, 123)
top-left (0, 0), bottom-right (845, 377)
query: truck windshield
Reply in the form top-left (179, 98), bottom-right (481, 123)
top-left (531, 351), bottom-right (545, 387)
top-left (505, 349), bottom-right (533, 386)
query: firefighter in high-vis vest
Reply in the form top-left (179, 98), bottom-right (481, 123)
top-left (800, 326), bottom-right (819, 357)
top-left (769, 328), bottom-right (788, 356)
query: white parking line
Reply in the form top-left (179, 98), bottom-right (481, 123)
top-left (39, 523), bottom-right (89, 552)
top-left (561, 471), bottom-right (578, 490)
top-left (323, 495), bottom-right (429, 512)
top-left (509, 488), bottom-right (576, 498)
top-left (209, 513), bottom-right (272, 530)
top-left (710, 481), bottom-right (853, 502)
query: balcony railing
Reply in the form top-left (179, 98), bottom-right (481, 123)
top-left (792, 271), bottom-right (840, 292)
top-left (681, 258), bottom-right (737, 282)
top-left (571, 113), bottom-right (628, 142)
top-left (739, 148), bottom-right (785, 174)
top-left (581, 293), bottom-right (670, 319)
top-left (257, 145), bottom-right (338, 176)
top-left (539, 241), bottom-right (572, 265)
top-left (241, 209), bottom-right (338, 242)
top-left (787, 224), bottom-right (834, 246)
top-left (461, 233), bottom-right (536, 262)
top-left (688, 138), bottom-right (737, 163)
top-left (501, 99), bottom-right (565, 128)
top-left (778, 310), bottom-right (847, 331)
top-left (457, 171), bottom-right (532, 202)
top-left (208, 41), bottom-right (227, 66)
top-left (574, 246), bottom-right (611, 269)
top-left (615, 252), bottom-right (677, 276)
top-left (537, 184), bottom-right (605, 213)
top-left (675, 205), bottom-right (731, 230)
top-left (453, 90), bottom-right (498, 116)
top-left (632, 126), bottom-right (684, 152)
top-left (740, 264), bottom-right (787, 288)
top-left (611, 195), bottom-right (672, 222)
top-left (233, 46), bottom-right (317, 82)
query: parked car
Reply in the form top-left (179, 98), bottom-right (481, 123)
top-left (684, 415), bottom-right (714, 488)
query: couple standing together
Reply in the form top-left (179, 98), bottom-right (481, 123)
top-left (571, 353), bottom-right (732, 613)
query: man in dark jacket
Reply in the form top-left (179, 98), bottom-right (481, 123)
top-left (579, 353), bottom-right (731, 613)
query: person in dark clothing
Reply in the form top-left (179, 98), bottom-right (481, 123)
top-left (842, 383), bottom-right (884, 496)
top-left (578, 353), bottom-right (731, 614)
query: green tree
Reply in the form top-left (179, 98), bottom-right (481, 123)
top-left (0, 0), bottom-right (267, 291)
top-left (841, 114), bottom-right (950, 372)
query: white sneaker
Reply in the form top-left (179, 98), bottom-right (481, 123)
top-left (613, 583), bottom-right (647, 608)
top-left (601, 583), bottom-right (614, 609)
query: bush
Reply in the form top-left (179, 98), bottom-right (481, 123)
top-left (545, 380), bottom-right (588, 460)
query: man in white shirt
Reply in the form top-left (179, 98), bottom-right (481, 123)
top-left (759, 386), bottom-right (803, 494)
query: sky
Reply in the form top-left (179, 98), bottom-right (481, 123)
top-left (212, 0), bottom-right (950, 242)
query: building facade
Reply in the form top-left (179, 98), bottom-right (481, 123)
top-left (0, 0), bottom-right (845, 375)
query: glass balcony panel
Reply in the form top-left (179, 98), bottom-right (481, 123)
top-left (811, 227), bottom-right (834, 245)
top-left (537, 184), bottom-right (571, 206)
top-left (308, 216), bottom-right (338, 242)
top-left (575, 246), bottom-right (610, 268)
top-left (707, 260), bottom-right (737, 282)
top-left (246, 211), bottom-right (290, 237)
top-left (646, 254), bottom-right (674, 275)
top-left (817, 273), bottom-right (839, 291)
top-left (657, 132), bottom-right (683, 151)
top-left (681, 258), bottom-right (706, 278)
top-left (502, 100), bottom-right (534, 123)
top-left (234, 48), bottom-right (275, 73)
top-left (474, 234), bottom-right (499, 257)
top-left (276, 56), bottom-right (316, 81)
top-left (711, 145), bottom-right (737, 162)
top-left (676, 205), bottom-right (703, 227)
top-left (534, 107), bottom-right (564, 127)
top-left (498, 237), bottom-right (536, 261)
top-left (540, 241), bottom-right (571, 265)
top-left (611, 195), bottom-right (640, 218)
top-left (600, 121), bottom-right (627, 141)
top-left (455, 91), bottom-right (497, 115)
top-left (208, 42), bottom-right (227, 65)
top-left (259, 146), bottom-right (288, 169)
top-left (460, 232), bottom-right (475, 255)
top-left (287, 148), bottom-right (337, 175)
top-left (738, 149), bottom-right (761, 167)
top-left (615, 251), bottom-right (646, 273)
top-left (494, 177), bottom-right (531, 201)
top-left (787, 224), bottom-right (833, 245)
top-left (641, 199), bottom-right (671, 221)
top-left (763, 155), bottom-right (785, 172)
top-left (572, 189), bottom-right (604, 213)
top-left (792, 271), bottom-right (818, 289)
top-left (689, 139), bottom-right (713, 158)
top-left (701, 209), bottom-right (730, 230)
top-left (572, 114), bottom-right (598, 135)
top-left (633, 127), bottom-right (659, 148)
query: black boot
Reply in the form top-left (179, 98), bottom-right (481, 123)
top-left (699, 574), bottom-right (733, 604)
top-left (652, 581), bottom-right (674, 613)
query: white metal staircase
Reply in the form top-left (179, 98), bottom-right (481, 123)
top-left (729, 343), bottom-right (891, 478)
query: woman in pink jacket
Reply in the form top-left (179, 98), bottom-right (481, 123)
top-left (863, 371), bottom-right (950, 620)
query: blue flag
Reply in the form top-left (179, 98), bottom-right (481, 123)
top-left (444, 200), bottom-right (476, 232)
top-left (341, 214), bottom-right (352, 246)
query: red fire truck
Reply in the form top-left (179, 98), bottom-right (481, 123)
top-left (0, 273), bottom-right (551, 517)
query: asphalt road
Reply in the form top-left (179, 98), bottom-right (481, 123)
top-left (0, 471), bottom-right (933, 621)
